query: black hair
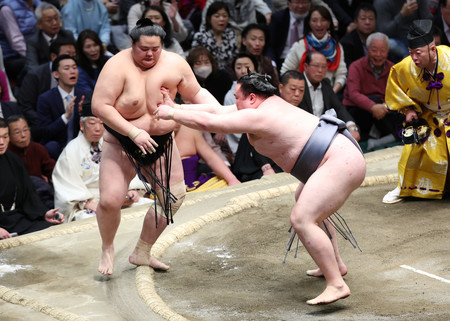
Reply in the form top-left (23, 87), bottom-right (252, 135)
top-left (304, 50), bottom-right (325, 65)
top-left (304, 5), bottom-right (338, 41)
top-left (280, 70), bottom-right (305, 86)
top-left (6, 114), bottom-right (28, 126)
top-left (49, 36), bottom-right (76, 56)
top-left (76, 29), bottom-right (108, 79)
top-left (237, 71), bottom-right (277, 98)
top-left (205, 1), bottom-right (230, 30)
top-left (240, 23), bottom-right (269, 55)
top-left (231, 52), bottom-right (259, 76)
top-left (130, 18), bottom-right (166, 43)
top-left (0, 118), bottom-right (7, 129)
top-left (52, 54), bottom-right (77, 72)
top-left (353, 2), bottom-right (377, 20)
top-left (141, 5), bottom-right (174, 48)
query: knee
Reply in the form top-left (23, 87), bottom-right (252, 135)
top-left (155, 180), bottom-right (186, 217)
top-left (169, 181), bottom-right (186, 216)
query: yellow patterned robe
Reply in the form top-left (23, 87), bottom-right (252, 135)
top-left (385, 45), bottom-right (450, 199)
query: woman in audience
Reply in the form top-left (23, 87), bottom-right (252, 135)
top-left (142, 5), bottom-right (185, 56)
top-left (186, 46), bottom-right (232, 104)
top-left (240, 23), bottom-right (279, 87)
top-left (222, 52), bottom-right (258, 157)
top-left (191, 1), bottom-right (237, 69)
top-left (128, 0), bottom-right (189, 43)
top-left (75, 30), bottom-right (110, 95)
top-left (281, 5), bottom-right (347, 93)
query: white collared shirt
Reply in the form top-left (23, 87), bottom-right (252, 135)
top-left (304, 75), bottom-right (324, 117)
top-left (282, 11), bottom-right (305, 59)
top-left (57, 86), bottom-right (75, 123)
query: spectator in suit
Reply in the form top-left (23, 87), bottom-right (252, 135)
top-left (37, 54), bottom-right (86, 160)
top-left (268, 0), bottom-right (311, 70)
top-left (17, 37), bottom-right (76, 140)
top-left (26, 2), bottom-right (75, 67)
top-left (343, 32), bottom-right (403, 149)
top-left (340, 2), bottom-right (377, 69)
top-left (75, 29), bottom-right (110, 95)
top-left (7, 114), bottom-right (55, 208)
top-left (0, 0), bottom-right (39, 87)
top-left (433, 0), bottom-right (450, 46)
top-left (278, 70), bottom-right (305, 107)
top-left (299, 50), bottom-right (360, 141)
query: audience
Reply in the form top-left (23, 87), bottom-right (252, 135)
top-left (0, 85), bottom-right (21, 118)
top-left (241, 23), bottom-right (280, 87)
top-left (373, 0), bottom-right (432, 61)
top-left (268, 0), bottom-right (312, 71)
top-left (433, 0), bottom-right (450, 46)
top-left (75, 29), bottom-right (110, 95)
top-left (142, 5), bottom-right (185, 56)
top-left (340, 2), bottom-right (377, 69)
top-left (343, 32), bottom-right (403, 149)
top-left (0, 0), bottom-right (38, 87)
top-left (223, 53), bottom-right (258, 157)
top-left (7, 115), bottom-right (55, 208)
top-left (18, 37), bottom-right (77, 141)
top-left (278, 70), bottom-right (305, 107)
top-left (281, 5), bottom-right (347, 93)
top-left (201, 0), bottom-right (272, 33)
top-left (0, 118), bottom-right (63, 239)
top-left (186, 46), bottom-right (233, 104)
top-left (61, 0), bottom-right (112, 47)
top-left (175, 123), bottom-right (240, 192)
top-left (191, 1), bottom-right (238, 69)
top-left (37, 54), bottom-right (86, 160)
top-left (26, 2), bottom-right (75, 67)
top-left (299, 51), bottom-right (359, 141)
top-left (52, 100), bottom-right (142, 222)
top-left (0, 0), bottom-right (438, 238)
top-left (128, 0), bottom-right (189, 43)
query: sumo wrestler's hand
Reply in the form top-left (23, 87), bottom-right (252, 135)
top-left (154, 105), bottom-right (176, 121)
top-left (160, 86), bottom-right (176, 108)
top-left (128, 127), bottom-right (158, 155)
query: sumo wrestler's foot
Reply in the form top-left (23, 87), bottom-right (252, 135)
top-left (128, 238), bottom-right (169, 271)
top-left (129, 252), bottom-right (170, 271)
top-left (306, 266), bottom-right (348, 278)
top-left (306, 284), bottom-right (350, 305)
top-left (98, 245), bottom-right (114, 275)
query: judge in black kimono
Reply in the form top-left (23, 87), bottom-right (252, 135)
top-left (0, 118), bottom-right (63, 239)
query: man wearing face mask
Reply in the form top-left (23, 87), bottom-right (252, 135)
top-left (268, 0), bottom-right (311, 71)
top-left (186, 46), bottom-right (232, 104)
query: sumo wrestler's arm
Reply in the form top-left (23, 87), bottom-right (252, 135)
top-left (92, 59), bottom-right (157, 154)
top-left (169, 59), bottom-right (237, 114)
top-left (155, 104), bottom-right (264, 136)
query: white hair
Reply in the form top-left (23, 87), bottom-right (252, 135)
top-left (366, 32), bottom-right (389, 49)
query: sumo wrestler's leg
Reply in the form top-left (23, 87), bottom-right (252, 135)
top-left (306, 220), bottom-right (348, 278)
top-left (290, 153), bottom-right (364, 305)
top-left (97, 139), bottom-right (136, 275)
top-left (129, 142), bottom-right (185, 270)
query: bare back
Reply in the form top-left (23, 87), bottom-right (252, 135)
top-left (245, 96), bottom-right (319, 172)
